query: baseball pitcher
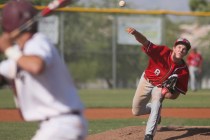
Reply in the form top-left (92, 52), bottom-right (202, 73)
top-left (126, 27), bottom-right (190, 140)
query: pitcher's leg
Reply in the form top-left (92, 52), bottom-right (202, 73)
top-left (145, 87), bottom-right (162, 136)
top-left (132, 73), bottom-right (153, 116)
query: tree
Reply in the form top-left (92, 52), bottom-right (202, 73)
top-left (0, 0), bottom-right (48, 5)
top-left (60, 1), bottom-right (141, 88)
top-left (189, 0), bottom-right (210, 12)
top-left (189, 0), bottom-right (210, 78)
top-left (0, 0), bottom-right (7, 4)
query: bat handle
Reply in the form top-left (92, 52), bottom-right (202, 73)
top-left (10, 0), bottom-right (71, 39)
top-left (10, 30), bottom-right (20, 39)
top-left (11, 15), bottom-right (40, 39)
top-left (10, 19), bottom-right (35, 39)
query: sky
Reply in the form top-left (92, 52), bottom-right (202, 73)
top-left (78, 0), bottom-right (190, 11)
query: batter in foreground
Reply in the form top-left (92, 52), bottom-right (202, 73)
top-left (0, 0), bottom-right (87, 139)
top-left (126, 27), bottom-right (190, 140)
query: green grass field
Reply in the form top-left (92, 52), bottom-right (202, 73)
top-left (1, 88), bottom-right (210, 108)
top-left (79, 89), bottom-right (210, 108)
top-left (0, 88), bottom-right (210, 139)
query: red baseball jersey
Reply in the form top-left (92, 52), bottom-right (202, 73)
top-left (187, 51), bottom-right (202, 67)
top-left (142, 42), bottom-right (189, 94)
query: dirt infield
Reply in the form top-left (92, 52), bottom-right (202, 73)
top-left (85, 108), bottom-right (210, 120)
top-left (85, 108), bottom-right (210, 140)
top-left (87, 126), bottom-right (210, 140)
top-left (1, 108), bottom-right (210, 121)
top-left (1, 108), bottom-right (210, 139)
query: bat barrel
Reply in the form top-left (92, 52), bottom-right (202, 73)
top-left (41, 0), bottom-right (70, 16)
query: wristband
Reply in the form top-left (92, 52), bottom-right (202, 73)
top-left (161, 87), bottom-right (169, 96)
top-left (4, 47), bottom-right (23, 61)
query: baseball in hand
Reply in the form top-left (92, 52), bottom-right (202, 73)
top-left (119, 0), bottom-right (126, 7)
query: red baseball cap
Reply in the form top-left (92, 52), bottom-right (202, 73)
top-left (174, 38), bottom-right (191, 50)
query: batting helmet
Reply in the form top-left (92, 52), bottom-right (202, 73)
top-left (1, 0), bottom-right (38, 33)
top-left (174, 38), bottom-right (191, 51)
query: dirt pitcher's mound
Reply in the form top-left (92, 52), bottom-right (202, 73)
top-left (87, 126), bottom-right (210, 140)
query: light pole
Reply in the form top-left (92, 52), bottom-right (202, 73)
top-left (112, 15), bottom-right (117, 89)
top-left (59, 12), bottom-right (65, 62)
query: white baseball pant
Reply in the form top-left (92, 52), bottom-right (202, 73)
top-left (32, 113), bottom-right (88, 140)
top-left (132, 73), bottom-right (163, 136)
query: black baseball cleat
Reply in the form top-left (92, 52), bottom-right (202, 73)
top-left (144, 134), bottom-right (153, 140)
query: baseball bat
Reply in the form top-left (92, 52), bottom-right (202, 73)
top-left (10, 0), bottom-right (72, 38)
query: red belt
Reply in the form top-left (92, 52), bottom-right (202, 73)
top-left (144, 74), bottom-right (162, 87)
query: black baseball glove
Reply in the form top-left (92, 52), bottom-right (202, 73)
top-left (161, 74), bottom-right (178, 94)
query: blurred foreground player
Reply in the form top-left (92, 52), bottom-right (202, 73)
top-left (0, 0), bottom-right (87, 140)
top-left (126, 27), bottom-right (190, 140)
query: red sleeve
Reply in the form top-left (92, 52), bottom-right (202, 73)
top-left (142, 42), bottom-right (170, 58)
top-left (176, 70), bottom-right (189, 94)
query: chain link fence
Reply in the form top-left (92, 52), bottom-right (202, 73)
top-left (1, 6), bottom-right (210, 89)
